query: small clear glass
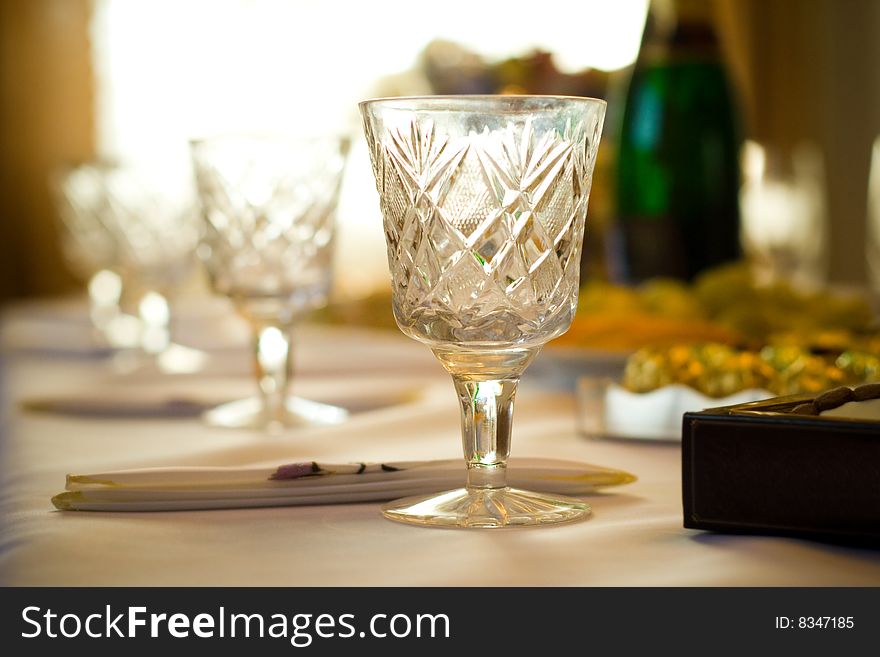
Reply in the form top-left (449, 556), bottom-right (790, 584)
top-left (52, 162), bottom-right (202, 371)
top-left (360, 95), bottom-right (606, 528)
top-left (739, 140), bottom-right (828, 290)
top-left (867, 137), bottom-right (880, 310)
top-left (190, 134), bottom-right (349, 431)
top-left (53, 163), bottom-right (129, 348)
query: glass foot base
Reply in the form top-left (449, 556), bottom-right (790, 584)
top-left (156, 343), bottom-right (209, 375)
top-left (381, 487), bottom-right (591, 529)
top-left (109, 343), bottom-right (209, 376)
top-left (202, 396), bottom-right (348, 431)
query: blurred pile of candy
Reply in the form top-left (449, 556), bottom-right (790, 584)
top-left (553, 263), bottom-right (879, 397)
top-left (559, 263), bottom-right (873, 351)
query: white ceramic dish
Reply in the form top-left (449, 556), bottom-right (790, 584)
top-left (576, 378), bottom-right (774, 442)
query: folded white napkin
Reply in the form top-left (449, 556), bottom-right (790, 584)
top-left (52, 458), bottom-right (636, 512)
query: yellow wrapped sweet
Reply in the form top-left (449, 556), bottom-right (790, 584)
top-left (559, 262), bottom-right (877, 353)
top-left (623, 342), bottom-right (874, 398)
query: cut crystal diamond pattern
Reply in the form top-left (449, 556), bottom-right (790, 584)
top-left (365, 109), bottom-right (602, 346)
top-left (54, 164), bottom-right (199, 287)
top-left (192, 138), bottom-right (346, 315)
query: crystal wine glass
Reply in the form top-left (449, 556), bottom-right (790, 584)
top-left (739, 140), bottom-right (828, 290)
top-left (866, 136), bottom-right (880, 309)
top-left (52, 162), bottom-right (130, 347)
top-left (360, 95), bottom-right (606, 528)
top-left (190, 134), bottom-right (349, 431)
top-left (53, 161), bottom-right (203, 372)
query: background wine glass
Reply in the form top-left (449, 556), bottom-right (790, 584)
top-left (52, 162), bottom-right (204, 372)
top-left (739, 140), bottom-right (829, 291)
top-left (867, 136), bottom-right (880, 311)
top-left (53, 162), bottom-right (132, 350)
top-left (360, 95), bottom-right (605, 528)
top-left (190, 134), bottom-right (349, 432)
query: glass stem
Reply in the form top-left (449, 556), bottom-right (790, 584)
top-left (453, 376), bottom-right (519, 492)
top-left (253, 323), bottom-right (294, 424)
top-left (87, 269), bottom-right (123, 337)
top-left (138, 289), bottom-right (171, 356)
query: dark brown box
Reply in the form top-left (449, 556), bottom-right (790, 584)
top-left (682, 395), bottom-right (880, 542)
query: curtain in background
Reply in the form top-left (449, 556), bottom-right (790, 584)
top-left (0, 0), bottom-right (94, 302)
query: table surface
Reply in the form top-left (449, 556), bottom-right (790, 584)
top-left (2, 298), bottom-right (879, 587)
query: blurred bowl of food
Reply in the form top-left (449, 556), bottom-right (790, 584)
top-left (540, 263), bottom-right (879, 440)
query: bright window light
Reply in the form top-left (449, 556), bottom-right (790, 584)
top-left (92, 0), bottom-right (647, 298)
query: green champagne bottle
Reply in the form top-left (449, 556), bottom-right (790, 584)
top-left (615, 0), bottom-right (741, 282)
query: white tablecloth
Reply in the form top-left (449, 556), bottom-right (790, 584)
top-left (2, 298), bottom-right (879, 586)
